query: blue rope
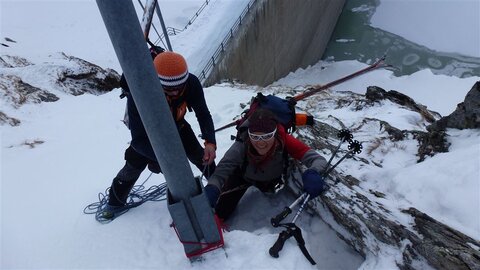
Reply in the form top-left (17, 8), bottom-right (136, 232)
top-left (83, 173), bottom-right (168, 223)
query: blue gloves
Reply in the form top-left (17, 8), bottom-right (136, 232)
top-left (302, 169), bottom-right (326, 197)
top-left (204, 184), bottom-right (220, 208)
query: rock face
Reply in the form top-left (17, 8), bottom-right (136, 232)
top-left (0, 53), bottom-right (121, 126)
top-left (57, 53), bottom-right (121, 95)
top-left (0, 111), bottom-right (20, 126)
top-left (0, 55), bottom-right (32, 68)
top-left (366, 86), bottom-right (438, 123)
top-left (0, 74), bottom-right (59, 108)
top-left (281, 84), bottom-right (480, 269)
top-left (291, 121), bottom-right (480, 270)
top-left (428, 81), bottom-right (480, 131)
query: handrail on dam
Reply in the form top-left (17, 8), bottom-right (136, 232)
top-left (197, 0), bottom-right (258, 84)
top-left (138, 0), bottom-right (212, 47)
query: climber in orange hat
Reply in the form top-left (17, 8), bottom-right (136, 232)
top-left (101, 51), bottom-right (217, 220)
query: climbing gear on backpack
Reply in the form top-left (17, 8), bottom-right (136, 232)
top-left (294, 113), bottom-right (314, 126)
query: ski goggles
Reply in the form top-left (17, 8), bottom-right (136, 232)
top-left (248, 127), bottom-right (277, 141)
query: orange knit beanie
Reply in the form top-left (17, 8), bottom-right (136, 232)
top-left (153, 51), bottom-right (189, 87)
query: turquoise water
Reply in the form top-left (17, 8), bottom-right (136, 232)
top-left (323, 0), bottom-right (480, 78)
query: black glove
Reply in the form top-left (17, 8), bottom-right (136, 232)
top-left (204, 184), bottom-right (220, 208)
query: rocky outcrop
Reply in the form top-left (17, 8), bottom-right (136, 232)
top-left (0, 111), bottom-right (20, 126)
top-left (292, 120), bottom-right (480, 270)
top-left (57, 53), bottom-right (121, 95)
top-left (416, 81), bottom-right (480, 161)
top-left (284, 85), bottom-right (480, 269)
top-left (301, 86), bottom-right (449, 162)
top-left (0, 74), bottom-right (59, 108)
top-left (0, 53), bottom-right (121, 97)
top-left (0, 55), bottom-right (32, 68)
top-left (0, 53), bottom-right (121, 126)
top-left (414, 129), bottom-right (450, 162)
top-left (428, 81), bottom-right (480, 131)
top-left (364, 85), bottom-right (456, 161)
top-left (366, 86), bottom-right (438, 123)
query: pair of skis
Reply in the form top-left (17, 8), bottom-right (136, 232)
top-left (214, 56), bottom-right (389, 133)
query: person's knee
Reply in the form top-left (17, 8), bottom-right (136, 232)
top-left (116, 162), bottom-right (144, 181)
top-left (147, 162), bottom-right (162, 174)
top-left (124, 147), bottom-right (149, 171)
top-left (214, 204), bottom-right (233, 221)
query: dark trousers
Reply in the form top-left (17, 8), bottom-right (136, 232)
top-left (108, 123), bottom-right (216, 206)
top-left (215, 168), bottom-right (279, 220)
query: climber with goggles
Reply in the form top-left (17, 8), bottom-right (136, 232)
top-left (248, 127), bottom-right (277, 141)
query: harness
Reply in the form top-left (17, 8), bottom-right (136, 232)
top-left (167, 94), bottom-right (192, 122)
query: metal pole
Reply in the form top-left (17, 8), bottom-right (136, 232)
top-left (155, 2), bottom-right (173, 51)
top-left (96, 0), bottom-right (220, 255)
top-left (292, 194), bottom-right (310, 223)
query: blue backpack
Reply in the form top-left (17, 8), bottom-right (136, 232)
top-left (237, 93), bottom-right (307, 133)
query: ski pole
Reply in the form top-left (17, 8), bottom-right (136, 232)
top-left (214, 120), bottom-right (240, 133)
top-left (271, 193), bottom-right (307, 227)
top-left (269, 194), bottom-right (316, 265)
top-left (324, 140), bottom-right (363, 177)
top-left (291, 194), bottom-right (310, 223)
top-left (323, 129), bottom-right (353, 173)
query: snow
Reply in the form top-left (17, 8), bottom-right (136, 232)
top-left (1, 0), bottom-right (480, 269)
top-left (358, 128), bottom-right (480, 239)
top-left (273, 60), bottom-right (479, 116)
top-left (370, 0), bottom-right (480, 58)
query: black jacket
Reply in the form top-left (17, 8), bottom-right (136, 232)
top-left (122, 73), bottom-right (216, 161)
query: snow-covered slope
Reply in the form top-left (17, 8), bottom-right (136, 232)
top-left (1, 0), bottom-right (479, 269)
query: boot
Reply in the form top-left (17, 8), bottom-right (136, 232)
top-left (98, 203), bottom-right (125, 221)
top-left (97, 177), bottom-right (135, 221)
top-left (108, 177), bottom-right (136, 206)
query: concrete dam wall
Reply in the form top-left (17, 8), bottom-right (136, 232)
top-left (204, 0), bottom-right (345, 87)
